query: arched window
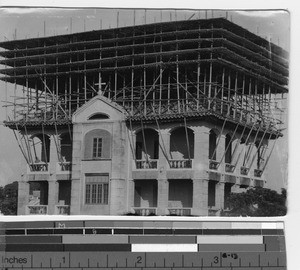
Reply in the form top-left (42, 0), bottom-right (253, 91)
top-left (84, 129), bottom-right (111, 159)
top-left (88, 113), bottom-right (109, 120)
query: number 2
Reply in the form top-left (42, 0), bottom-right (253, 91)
top-left (136, 256), bottom-right (142, 264)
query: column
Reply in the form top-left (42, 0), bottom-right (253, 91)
top-left (127, 179), bottom-right (135, 212)
top-left (157, 179), bottom-right (169, 215)
top-left (109, 178), bottom-right (126, 215)
top-left (48, 180), bottom-right (58, 214)
top-left (70, 125), bottom-right (82, 215)
top-left (217, 134), bottom-right (226, 171)
top-left (17, 178), bottom-right (29, 215)
top-left (49, 134), bottom-right (60, 173)
top-left (158, 129), bottom-right (170, 177)
top-left (215, 181), bottom-right (225, 210)
top-left (70, 179), bottom-right (81, 215)
top-left (193, 126), bottom-right (210, 173)
top-left (192, 179), bottom-right (209, 216)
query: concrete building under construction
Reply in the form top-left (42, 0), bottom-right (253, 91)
top-left (0, 17), bottom-right (288, 216)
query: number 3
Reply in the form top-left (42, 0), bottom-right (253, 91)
top-left (214, 256), bottom-right (219, 264)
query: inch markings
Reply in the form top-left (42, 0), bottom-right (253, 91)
top-left (0, 251), bottom-right (286, 269)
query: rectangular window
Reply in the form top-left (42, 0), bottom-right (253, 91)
top-left (92, 138), bottom-right (102, 158)
top-left (85, 174), bottom-right (109, 205)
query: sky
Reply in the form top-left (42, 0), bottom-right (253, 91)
top-left (0, 8), bottom-right (289, 191)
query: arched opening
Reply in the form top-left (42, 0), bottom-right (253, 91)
top-left (225, 134), bottom-right (232, 164)
top-left (209, 130), bottom-right (217, 160)
top-left (31, 134), bottom-right (50, 163)
top-left (60, 133), bottom-right (72, 162)
top-left (84, 129), bottom-right (111, 159)
top-left (169, 127), bottom-right (194, 168)
top-left (135, 129), bottom-right (159, 169)
top-left (88, 113), bottom-right (109, 120)
top-left (28, 134), bottom-right (50, 172)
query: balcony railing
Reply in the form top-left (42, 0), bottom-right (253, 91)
top-left (57, 162), bottom-right (72, 172)
top-left (27, 205), bottom-right (48, 215)
top-left (28, 163), bottom-right (48, 172)
top-left (254, 169), bottom-right (263, 178)
top-left (240, 166), bottom-right (249, 175)
top-left (133, 207), bottom-right (157, 216)
top-left (209, 160), bottom-right (219, 170)
top-left (168, 208), bottom-right (192, 216)
top-left (169, 159), bottom-right (192, 169)
top-left (225, 163), bottom-right (235, 173)
top-left (135, 160), bottom-right (158, 169)
top-left (55, 205), bottom-right (70, 215)
top-left (208, 207), bottom-right (219, 216)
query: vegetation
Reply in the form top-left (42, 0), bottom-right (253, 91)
top-left (222, 187), bottom-right (287, 217)
top-left (0, 181), bottom-right (18, 215)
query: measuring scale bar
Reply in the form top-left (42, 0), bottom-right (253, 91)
top-left (1, 251), bottom-right (286, 269)
top-left (0, 219), bottom-right (286, 270)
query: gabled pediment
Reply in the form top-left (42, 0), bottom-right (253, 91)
top-left (72, 95), bottom-right (127, 123)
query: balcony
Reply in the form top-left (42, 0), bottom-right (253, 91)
top-left (209, 160), bottom-right (219, 170)
top-left (135, 160), bottom-right (158, 169)
top-left (133, 207), bottom-right (157, 216)
top-left (56, 162), bottom-right (72, 172)
top-left (168, 208), bottom-right (192, 216)
top-left (169, 159), bottom-right (192, 169)
top-left (27, 163), bottom-right (48, 173)
top-left (254, 169), bottom-right (263, 178)
top-left (240, 166), bottom-right (249, 175)
top-left (26, 205), bottom-right (48, 215)
top-left (55, 205), bottom-right (70, 215)
top-left (225, 163), bottom-right (235, 173)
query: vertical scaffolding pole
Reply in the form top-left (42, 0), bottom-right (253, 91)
top-left (227, 71), bottom-right (231, 115)
top-left (25, 47), bottom-right (29, 120)
top-left (167, 72), bottom-right (170, 113)
top-left (56, 49), bottom-right (59, 119)
top-left (131, 30), bottom-right (135, 114)
top-left (84, 45), bottom-right (87, 102)
top-left (13, 53), bottom-right (16, 120)
top-left (240, 74), bottom-right (245, 121)
top-left (185, 67), bottom-right (188, 111)
top-left (197, 25), bottom-right (201, 110)
top-left (42, 41), bottom-right (47, 121)
top-left (69, 73), bottom-right (72, 117)
top-left (221, 67), bottom-right (225, 113)
top-left (98, 34), bottom-right (102, 93)
top-left (176, 39), bottom-right (180, 113)
top-left (233, 72), bottom-right (238, 119)
top-left (254, 80), bottom-right (257, 121)
top-left (35, 81), bottom-right (38, 114)
top-left (208, 57), bottom-right (212, 110)
top-left (115, 34), bottom-right (118, 100)
top-left (159, 26), bottom-right (162, 114)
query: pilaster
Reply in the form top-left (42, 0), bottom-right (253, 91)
top-left (17, 178), bottom-right (29, 215)
top-left (47, 180), bottom-right (58, 214)
top-left (192, 179), bottom-right (209, 216)
top-left (215, 181), bottom-right (225, 210)
top-left (157, 179), bottom-right (169, 215)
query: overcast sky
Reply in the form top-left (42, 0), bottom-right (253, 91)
top-left (0, 8), bottom-right (289, 191)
